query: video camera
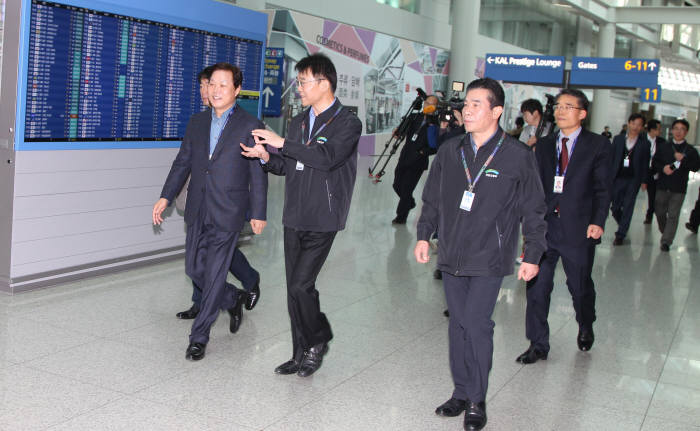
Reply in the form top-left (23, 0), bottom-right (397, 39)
top-left (435, 81), bottom-right (465, 126)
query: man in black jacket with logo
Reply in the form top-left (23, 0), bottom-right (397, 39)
top-left (653, 118), bottom-right (700, 250)
top-left (244, 53), bottom-right (362, 377)
top-left (414, 78), bottom-right (546, 431)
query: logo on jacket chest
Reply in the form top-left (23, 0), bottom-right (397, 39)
top-left (316, 137), bottom-right (327, 144)
top-left (484, 169), bottom-right (500, 178)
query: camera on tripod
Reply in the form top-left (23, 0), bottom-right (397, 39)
top-left (435, 81), bottom-right (465, 126)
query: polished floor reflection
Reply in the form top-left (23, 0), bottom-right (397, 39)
top-left (1, 158), bottom-right (699, 430)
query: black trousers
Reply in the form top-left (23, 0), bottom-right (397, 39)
top-left (443, 273), bottom-right (503, 403)
top-left (688, 188), bottom-right (700, 230)
top-left (191, 246), bottom-right (258, 305)
top-left (283, 227), bottom-right (337, 360)
top-left (645, 176), bottom-right (657, 220)
top-left (185, 212), bottom-right (240, 345)
top-left (610, 176), bottom-right (639, 239)
top-left (525, 217), bottom-right (597, 353)
top-left (392, 163), bottom-right (425, 221)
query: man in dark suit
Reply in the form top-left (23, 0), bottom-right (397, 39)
top-left (609, 113), bottom-right (651, 245)
top-left (243, 53), bottom-right (362, 378)
top-left (175, 65), bottom-right (261, 321)
top-left (517, 88), bottom-right (612, 364)
top-left (391, 95), bottom-right (439, 224)
top-left (153, 62), bottom-right (268, 361)
top-left (642, 120), bottom-right (665, 225)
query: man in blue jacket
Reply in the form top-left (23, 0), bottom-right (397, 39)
top-left (414, 78), bottom-right (547, 431)
top-left (153, 63), bottom-right (268, 361)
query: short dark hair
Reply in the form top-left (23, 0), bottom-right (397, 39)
top-left (210, 62), bottom-right (243, 89)
top-left (556, 88), bottom-right (589, 112)
top-left (520, 99), bottom-right (543, 115)
top-left (466, 77), bottom-right (504, 109)
top-left (672, 118), bottom-right (690, 131)
top-left (646, 119), bottom-right (661, 131)
top-left (197, 65), bottom-right (215, 83)
top-left (628, 113), bottom-right (645, 124)
top-left (295, 53), bottom-right (337, 93)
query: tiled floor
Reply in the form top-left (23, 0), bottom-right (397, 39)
top-left (2, 158), bottom-right (700, 430)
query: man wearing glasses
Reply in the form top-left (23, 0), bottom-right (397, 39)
top-left (242, 53), bottom-right (362, 377)
top-left (517, 89), bottom-right (612, 364)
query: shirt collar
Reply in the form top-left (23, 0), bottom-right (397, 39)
top-left (558, 127), bottom-right (582, 146)
top-left (309, 98), bottom-right (338, 122)
top-left (467, 128), bottom-right (502, 156)
top-left (211, 104), bottom-right (235, 122)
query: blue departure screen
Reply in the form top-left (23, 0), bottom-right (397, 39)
top-left (24, 0), bottom-right (263, 142)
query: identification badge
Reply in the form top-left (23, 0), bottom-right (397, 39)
top-left (460, 190), bottom-right (475, 211)
top-left (674, 160), bottom-right (681, 169)
top-left (623, 157), bottom-right (630, 168)
top-left (411, 133), bottom-right (418, 142)
top-left (553, 175), bottom-right (565, 193)
top-left (296, 161), bottom-right (305, 171)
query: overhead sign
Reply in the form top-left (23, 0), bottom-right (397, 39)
top-left (640, 86), bottom-right (661, 103)
top-left (570, 57), bottom-right (659, 88)
top-left (484, 54), bottom-right (565, 85)
top-left (262, 48), bottom-right (284, 117)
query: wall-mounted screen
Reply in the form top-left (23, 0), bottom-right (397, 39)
top-left (18, 0), bottom-right (266, 149)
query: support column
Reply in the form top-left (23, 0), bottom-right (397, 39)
top-left (696, 98), bottom-right (700, 147)
top-left (448, 0), bottom-right (480, 87)
top-left (590, 22), bottom-right (615, 135)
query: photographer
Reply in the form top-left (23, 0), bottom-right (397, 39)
top-left (391, 95), bottom-right (439, 224)
top-left (519, 98), bottom-right (553, 147)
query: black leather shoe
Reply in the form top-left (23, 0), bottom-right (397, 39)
top-left (433, 269), bottom-right (442, 280)
top-left (176, 304), bottom-right (199, 320)
top-left (686, 222), bottom-right (698, 234)
top-left (443, 309), bottom-right (449, 317)
top-left (463, 400), bottom-right (487, 430)
top-left (660, 243), bottom-right (670, 252)
top-left (643, 216), bottom-right (652, 224)
top-left (391, 217), bottom-right (406, 225)
top-left (612, 237), bottom-right (623, 246)
top-left (577, 329), bottom-right (594, 351)
top-left (297, 343), bottom-right (329, 377)
top-left (227, 290), bottom-right (245, 334)
top-left (515, 347), bottom-right (548, 364)
top-left (245, 280), bottom-right (260, 310)
top-left (274, 358), bottom-right (301, 375)
top-left (185, 342), bottom-right (206, 361)
top-left (435, 397), bottom-right (466, 417)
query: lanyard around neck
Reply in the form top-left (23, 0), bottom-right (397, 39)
top-left (302, 105), bottom-right (343, 146)
top-left (459, 131), bottom-right (505, 192)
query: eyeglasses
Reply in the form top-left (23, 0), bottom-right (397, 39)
top-left (553, 104), bottom-right (582, 112)
top-left (295, 78), bottom-right (324, 88)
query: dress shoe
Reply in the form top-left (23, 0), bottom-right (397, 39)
top-left (660, 243), bottom-right (670, 252)
top-left (463, 400), bottom-right (487, 430)
top-left (435, 397), bottom-right (466, 417)
top-left (185, 342), bottom-right (206, 361)
top-left (297, 342), bottom-right (329, 377)
top-left (577, 329), bottom-right (594, 351)
top-left (176, 304), bottom-right (199, 320)
top-left (643, 216), bottom-right (652, 225)
top-left (245, 279), bottom-right (260, 310)
top-left (227, 290), bottom-right (245, 333)
top-left (686, 222), bottom-right (698, 234)
top-left (612, 237), bottom-right (623, 246)
top-left (443, 309), bottom-right (450, 317)
top-left (515, 347), bottom-right (548, 364)
top-left (274, 358), bottom-right (301, 375)
top-left (433, 269), bottom-right (442, 280)
top-left (391, 217), bottom-right (406, 225)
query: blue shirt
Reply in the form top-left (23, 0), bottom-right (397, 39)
top-left (557, 127), bottom-right (581, 159)
top-left (308, 98), bottom-right (337, 138)
top-left (210, 105), bottom-right (234, 157)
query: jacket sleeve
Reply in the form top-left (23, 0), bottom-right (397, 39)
top-left (281, 113), bottom-right (363, 172)
top-left (652, 141), bottom-right (667, 174)
top-left (247, 120), bottom-right (268, 221)
top-left (160, 117), bottom-right (194, 203)
top-left (416, 148), bottom-right (442, 241)
top-left (681, 146), bottom-right (700, 172)
top-left (590, 136), bottom-right (613, 228)
top-left (519, 149), bottom-right (547, 265)
top-left (262, 151), bottom-right (286, 176)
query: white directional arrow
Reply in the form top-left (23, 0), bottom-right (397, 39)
top-left (262, 86), bottom-right (274, 108)
top-left (487, 57), bottom-right (494, 64)
top-left (648, 62), bottom-right (657, 71)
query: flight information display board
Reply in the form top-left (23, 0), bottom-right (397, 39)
top-left (23, 0), bottom-right (263, 144)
